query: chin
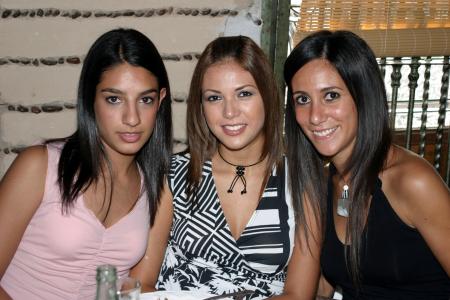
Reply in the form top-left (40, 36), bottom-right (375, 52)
top-left (315, 147), bottom-right (338, 158)
top-left (117, 145), bottom-right (144, 156)
top-left (221, 142), bottom-right (249, 151)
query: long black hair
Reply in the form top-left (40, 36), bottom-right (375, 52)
top-left (284, 30), bottom-right (391, 283)
top-left (55, 28), bottom-right (172, 226)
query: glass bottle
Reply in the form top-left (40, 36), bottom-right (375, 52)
top-left (95, 265), bottom-right (119, 300)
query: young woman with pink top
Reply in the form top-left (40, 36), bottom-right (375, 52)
top-left (0, 28), bottom-right (172, 300)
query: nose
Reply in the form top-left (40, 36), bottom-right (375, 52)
top-left (309, 101), bottom-right (326, 125)
top-left (123, 102), bottom-right (140, 127)
top-left (223, 98), bottom-right (240, 119)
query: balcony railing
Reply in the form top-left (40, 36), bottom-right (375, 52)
top-left (288, 5), bottom-right (450, 185)
top-left (381, 56), bottom-right (449, 184)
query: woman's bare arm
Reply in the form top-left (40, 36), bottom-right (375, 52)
top-left (129, 180), bottom-right (173, 292)
top-left (270, 195), bottom-right (323, 300)
top-left (0, 146), bottom-right (47, 299)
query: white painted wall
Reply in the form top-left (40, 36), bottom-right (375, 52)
top-left (0, 0), bottom-right (263, 177)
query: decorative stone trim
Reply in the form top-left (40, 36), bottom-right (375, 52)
top-left (2, 97), bottom-right (187, 113)
top-left (3, 146), bottom-right (27, 154)
top-left (173, 97), bottom-right (186, 103)
top-left (0, 53), bottom-right (200, 66)
top-left (3, 139), bottom-right (187, 155)
top-left (0, 56), bottom-right (82, 66)
top-left (5, 102), bottom-right (76, 114)
top-left (0, 7), bottom-right (239, 19)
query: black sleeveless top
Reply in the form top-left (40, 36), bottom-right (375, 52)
top-left (321, 168), bottom-right (450, 299)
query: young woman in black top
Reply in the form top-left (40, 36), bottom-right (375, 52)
top-left (284, 30), bottom-right (450, 299)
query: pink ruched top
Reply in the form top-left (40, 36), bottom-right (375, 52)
top-left (1, 143), bottom-right (150, 300)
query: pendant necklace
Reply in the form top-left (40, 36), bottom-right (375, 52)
top-left (217, 149), bottom-right (265, 195)
top-left (336, 178), bottom-right (350, 217)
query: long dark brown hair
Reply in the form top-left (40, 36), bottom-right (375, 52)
top-left (284, 30), bottom-right (392, 284)
top-left (54, 28), bottom-right (172, 226)
top-left (186, 35), bottom-right (284, 200)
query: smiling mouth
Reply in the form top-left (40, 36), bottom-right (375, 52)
top-left (223, 124), bottom-right (245, 131)
top-left (222, 124), bottom-right (246, 136)
top-left (312, 127), bottom-right (337, 137)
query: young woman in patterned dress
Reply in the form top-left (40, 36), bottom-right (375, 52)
top-left (132, 36), bottom-right (321, 299)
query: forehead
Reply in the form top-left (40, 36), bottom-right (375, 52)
top-left (202, 60), bottom-right (255, 84)
top-left (292, 59), bottom-right (346, 89)
top-left (98, 63), bottom-right (158, 85)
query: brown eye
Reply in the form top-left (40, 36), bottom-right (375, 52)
top-left (140, 96), bottom-right (154, 104)
top-left (238, 90), bottom-right (253, 97)
top-left (205, 95), bottom-right (221, 102)
top-left (106, 96), bottom-right (120, 104)
top-left (294, 94), bottom-right (310, 105)
top-left (325, 91), bottom-right (340, 101)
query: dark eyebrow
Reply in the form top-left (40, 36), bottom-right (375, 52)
top-left (203, 85), bottom-right (257, 94)
top-left (292, 86), bottom-right (344, 96)
top-left (235, 84), bottom-right (256, 91)
top-left (100, 88), bottom-right (123, 94)
top-left (320, 86), bottom-right (344, 92)
top-left (100, 88), bottom-right (158, 96)
top-left (292, 90), bottom-right (309, 97)
top-left (203, 89), bottom-right (221, 94)
top-left (139, 89), bottom-right (159, 96)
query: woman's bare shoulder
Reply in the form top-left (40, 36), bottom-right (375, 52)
top-left (381, 145), bottom-right (449, 225)
top-left (383, 146), bottom-right (443, 189)
top-left (5, 145), bottom-right (48, 176)
top-left (0, 145), bottom-right (48, 196)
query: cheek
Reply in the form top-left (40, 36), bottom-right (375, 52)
top-left (246, 103), bottom-right (265, 127)
top-left (256, 115), bottom-right (265, 129)
top-left (338, 103), bottom-right (358, 128)
top-left (255, 102), bottom-right (265, 119)
top-left (351, 106), bottom-right (358, 129)
top-left (94, 102), bottom-right (116, 121)
top-left (94, 106), bottom-right (110, 130)
top-left (243, 96), bottom-right (265, 121)
top-left (201, 104), bottom-right (216, 127)
top-left (350, 114), bottom-right (358, 135)
top-left (96, 110), bottom-right (115, 123)
top-left (294, 107), bottom-right (308, 128)
top-left (141, 107), bottom-right (160, 127)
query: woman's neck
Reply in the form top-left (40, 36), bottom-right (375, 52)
top-left (332, 162), bottom-right (351, 184)
top-left (218, 149), bottom-right (264, 166)
top-left (216, 135), bottom-right (265, 166)
top-left (100, 154), bottom-right (138, 181)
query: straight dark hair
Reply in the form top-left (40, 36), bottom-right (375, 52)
top-left (186, 35), bottom-right (284, 200)
top-left (284, 30), bottom-right (392, 284)
top-left (54, 28), bottom-right (172, 226)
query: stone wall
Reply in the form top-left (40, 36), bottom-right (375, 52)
top-left (0, 0), bottom-right (263, 178)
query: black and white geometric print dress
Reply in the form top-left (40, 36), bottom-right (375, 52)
top-left (156, 153), bottom-right (295, 299)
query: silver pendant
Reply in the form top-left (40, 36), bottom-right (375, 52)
top-left (337, 184), bottom-right (350, 217)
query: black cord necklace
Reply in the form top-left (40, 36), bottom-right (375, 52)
top-left (217, 149), bottom-right (265, 195)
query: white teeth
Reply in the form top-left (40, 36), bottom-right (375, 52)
top-left (224, 124), bottom-right (245, 131)
top-left (313, 127), bottom-right (337, 137)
